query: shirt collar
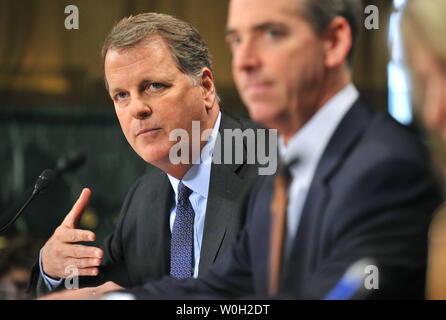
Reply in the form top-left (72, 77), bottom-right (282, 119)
top-left (279, 84), bottom-right (359, 175)
top-left (167, 112), bottom-right (222, 199)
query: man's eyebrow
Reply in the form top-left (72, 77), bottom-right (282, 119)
top-left (109, 87), bottom-right (123, 95)
top-left (225, 28), bottom-right (236, 38)
top-left (252, 22), bottom-right (286, 32)
top-left (225, 22), bottom-right (286, 37)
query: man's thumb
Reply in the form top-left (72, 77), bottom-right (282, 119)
top-left (63, 188), bottom-right (91, 228)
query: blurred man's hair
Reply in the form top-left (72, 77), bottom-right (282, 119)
top-left (402, 0), bottom-right (446, 69)
top-left (401, 0), bottom-right (446, 190)
top-left (300, 0), bottom-right (362, 66)
top-left (102, 12), bottom-right (220, 102)
top-left (401, 0), bottom-right (446, 114)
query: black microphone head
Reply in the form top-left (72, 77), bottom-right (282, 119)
top-left (34, 169), bottom-right (58, 194)
top-left (56, 152), bottom-right (86, 174)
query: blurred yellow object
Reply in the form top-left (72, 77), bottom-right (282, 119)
top-left (80, 208), bottom-right (99, 229)
top-left (427, 203), bottom-right (446, 299)
top-left (0, 236), bottom-right (8, 250)
top-left (0, 73), bottom-right (69, 94)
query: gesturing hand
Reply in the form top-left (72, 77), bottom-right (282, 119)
top-left (41, 188), bottom-right (103, 279)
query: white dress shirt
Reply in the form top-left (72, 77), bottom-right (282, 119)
top-left (279, 84), bottom-right (359, 257)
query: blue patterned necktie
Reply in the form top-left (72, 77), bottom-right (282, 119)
top-left (170, 181), bottom-right (195, 279)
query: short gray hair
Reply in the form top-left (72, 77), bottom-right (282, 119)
top-left (102, 12), bottom-right (220, 101)
top-left (300, 0), bottom-right (362, 65)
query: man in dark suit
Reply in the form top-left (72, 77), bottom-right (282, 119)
top-left (28, 13), bottom-right (270, 297)
top-left (39, 0), bottom-right (442, 300)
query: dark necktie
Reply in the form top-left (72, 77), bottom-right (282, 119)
top-left (170, 181), bottom-right (195, 279)
top-left (268, 161), bottom-right (295, 297)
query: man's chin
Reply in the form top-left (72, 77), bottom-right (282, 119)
top-left (137, 151), bottom-right (169, 166)
top-left (246, 104), bottom-right (281, 128)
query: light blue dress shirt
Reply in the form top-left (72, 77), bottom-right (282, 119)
top-left (40, 112), bottom-right (222, 289)
top-left (167, 112), bottom-right (221, 278)
top-left (279, 84), bottom-right (359, 257)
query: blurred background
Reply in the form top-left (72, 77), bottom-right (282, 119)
top-left (0, 0), bottom-right (416, 298)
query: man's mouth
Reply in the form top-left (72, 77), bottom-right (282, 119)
top-left (244, 81), bottom-right (274, 94)
top-left (136, 128), bottom-right (161, 137)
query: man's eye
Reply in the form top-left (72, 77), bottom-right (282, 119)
top-left (232, 37), bottom-right (241, 45)
top-left (147, 83), bottom-right (165, 92)
top-left (265, 29), bottom-right (280, 38)
top-left (226, 36), bottom-right (241, 48)
top-left (115, 92), bottom-right (128, 101)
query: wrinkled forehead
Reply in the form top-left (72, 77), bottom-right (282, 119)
top-left (227, 0), bottom-right (304, 30)
top-left (106, 35), bottom-right (169, 60)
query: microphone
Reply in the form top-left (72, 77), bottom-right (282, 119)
top-left (56, 152), bottom-right (86, 175)
top-left (0, 152), bottom-right (87, 234)
top-left (323, 258), bottom-right (375, 300)
top-left (33, 169), bottom-right (58, 196)
top-left (33, 152), bottom-right (86, 196)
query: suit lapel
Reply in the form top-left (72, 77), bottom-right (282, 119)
top-left (142, 170), bottom-right (174, 277)
top-left (199, 162), bottom-right (245, 275)
top-left (308, 98), bottom-right (373, 185)
top-left (198, 113), bottom-right (246, 275)
top-left (281, 98), bottom-right (373, 291)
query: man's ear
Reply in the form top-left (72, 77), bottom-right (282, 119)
top-left (323, 17), bottom-right (353, 68)
top-left (200, 68), bottom-right (216, 110)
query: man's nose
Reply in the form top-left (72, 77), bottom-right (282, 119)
top-left (232, 38), bottom-right (261, 73)
top-left (129, 96), bottom-right (152, 120)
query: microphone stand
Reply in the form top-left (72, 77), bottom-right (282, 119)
top-left (0, 152), bottom-right (86, 234)
top-left (0, 169), bottom-right (57, 234)
top-left (0, 190), bottom-right (38, 234)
